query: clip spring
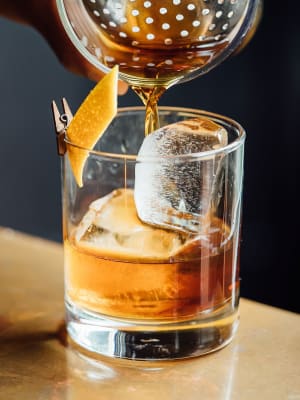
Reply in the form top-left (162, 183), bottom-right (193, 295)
top-left (51, 98), bottom-right (73, 156)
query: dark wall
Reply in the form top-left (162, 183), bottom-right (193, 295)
top-left (0, 0), bottom-right (299, 313)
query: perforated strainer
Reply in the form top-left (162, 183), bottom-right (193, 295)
top-left (57, 0), bottom-right (261, 87)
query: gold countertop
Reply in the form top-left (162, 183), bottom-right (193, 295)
top-left (0, 227), bottom-right (299, 400)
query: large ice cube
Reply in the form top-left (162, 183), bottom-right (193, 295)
top-left (134, 118), bottom-right (228, 233)
top-left (74, 189), bottom-right (190, 261)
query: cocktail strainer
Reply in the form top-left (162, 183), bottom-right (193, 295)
top-left (56, 0), bottom-right (262, 87)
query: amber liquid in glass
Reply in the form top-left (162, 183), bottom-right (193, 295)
top-left (65, 216), bottom-right (238, 322)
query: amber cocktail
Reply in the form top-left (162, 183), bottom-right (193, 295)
top-left (63, 107), bottom-right (244, 360)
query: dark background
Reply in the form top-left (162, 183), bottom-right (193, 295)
top-left (0, 1), bottom-right (299, 313)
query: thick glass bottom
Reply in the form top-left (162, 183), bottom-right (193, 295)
top-left (66, 299), bottom-right (239, 361)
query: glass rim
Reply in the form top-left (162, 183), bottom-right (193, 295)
top-left (65, 106), bottom-right (246, 162)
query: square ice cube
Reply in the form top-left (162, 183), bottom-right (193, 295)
top-left (74, 189), bottom-right (188, 261)
top-left (134, 117), bottom-right (228, 233)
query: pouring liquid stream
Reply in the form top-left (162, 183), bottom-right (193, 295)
top-left (132, 86), bottom-right (167, 135)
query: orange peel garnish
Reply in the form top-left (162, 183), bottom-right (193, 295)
top-left (66, 66), bottom-right (118, 187)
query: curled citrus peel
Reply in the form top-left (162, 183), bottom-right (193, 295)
top-left (66, 66), bottom-right (118, 187)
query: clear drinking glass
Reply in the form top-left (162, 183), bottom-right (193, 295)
top-left (62, 106), bottom-right (245, 360)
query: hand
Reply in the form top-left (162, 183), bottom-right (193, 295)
top-left (0, 0), bottom-right (128, 94)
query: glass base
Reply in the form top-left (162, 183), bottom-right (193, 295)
top-left (66, 300), bottom-right (239, 361)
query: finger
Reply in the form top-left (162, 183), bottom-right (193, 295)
top-left (118, 80), bottom-right (128, 95)
top-left (37, 0), bottom-right (128, 95)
